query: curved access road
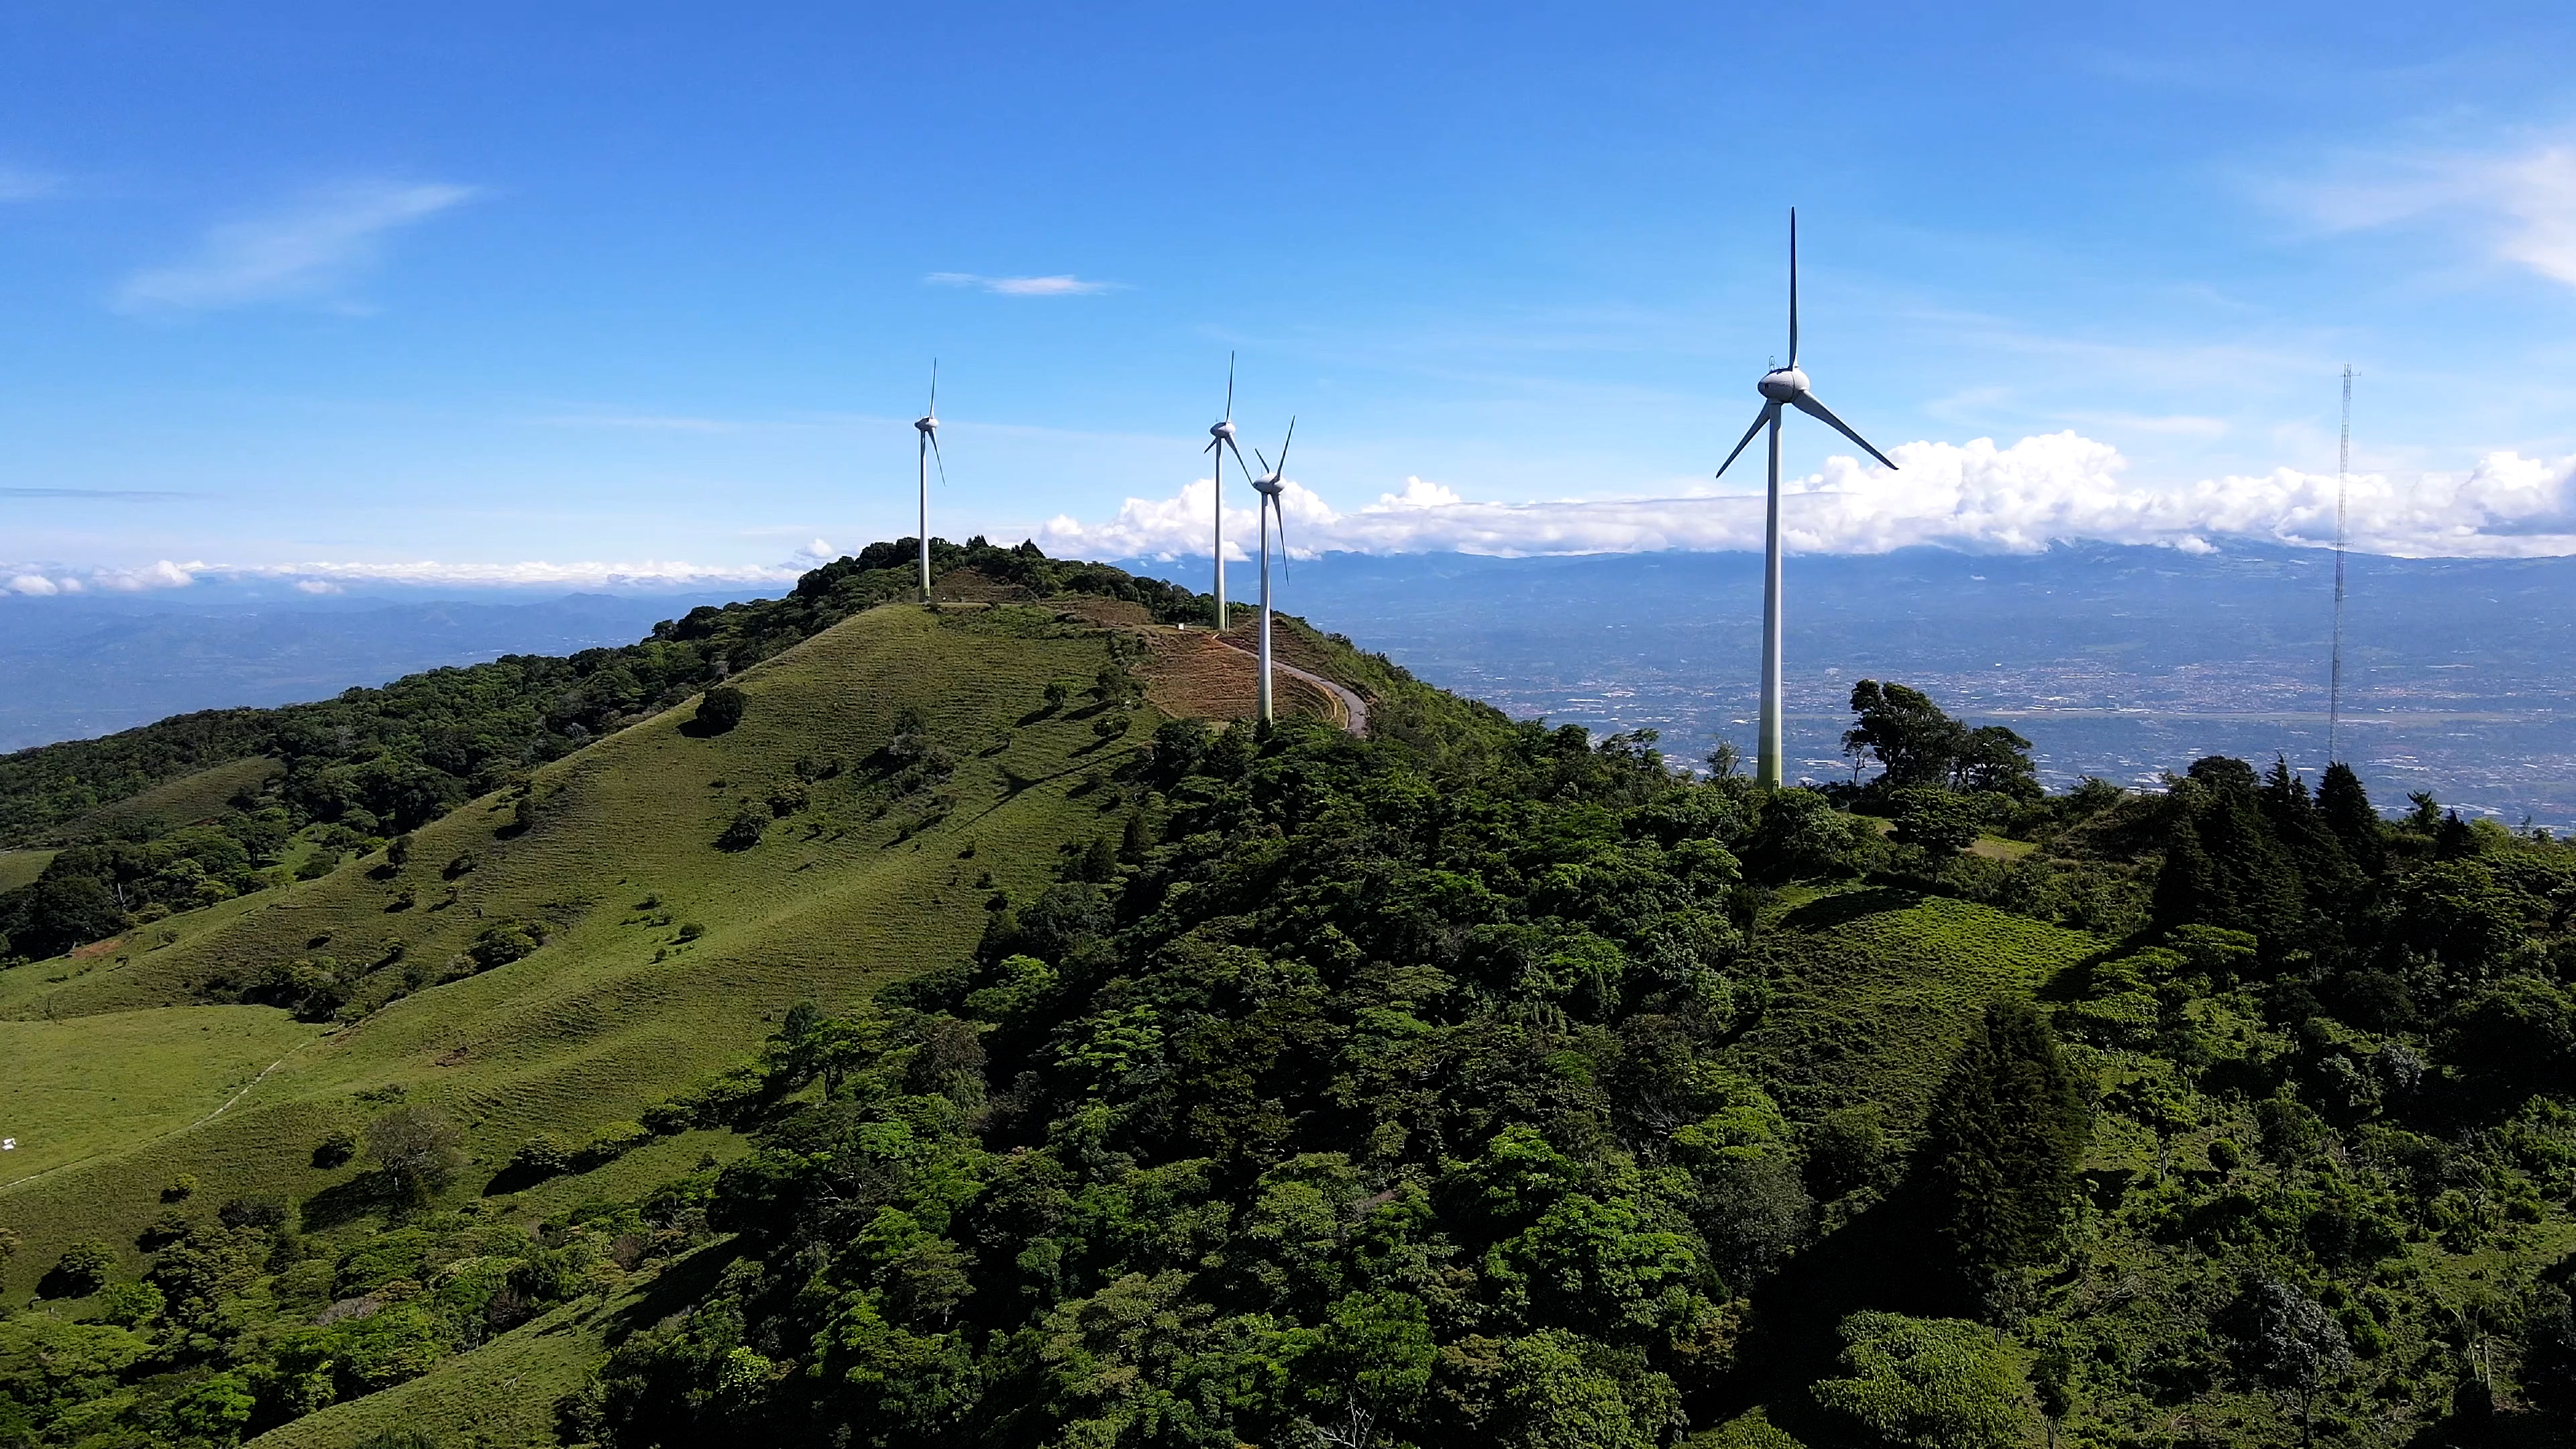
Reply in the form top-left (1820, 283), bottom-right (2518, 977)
top-left (1211, 639), bottom-right (1370, 738)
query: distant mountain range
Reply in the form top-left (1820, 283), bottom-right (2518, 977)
top-left (6, 543), bottom-right (2570, 826)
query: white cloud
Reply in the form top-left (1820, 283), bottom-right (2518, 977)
top-left (116, 180), bottom-right (478, 313)
top-left (94, 559), bottom-right (196, 591)
top-left (924, 271), bottom-right (1117, 297)
top-left (0, 554), bottom-right (810, 596)
top-left (1040, 433), bottom-right (2576, 561)
top-left (2282, 140), bottom-right (2576, 288)
top-left (198, 557), bottom-right (808, 589)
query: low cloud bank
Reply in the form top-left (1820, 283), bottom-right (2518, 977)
top-left (1042, 432), bottom-right (2576, 561)
top-left (10, 435), bottom-right (2572, 600)
top-left (4, 557), bottom-right (804, 598)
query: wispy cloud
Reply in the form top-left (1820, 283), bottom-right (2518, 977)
top-left (925, 271), bottom-right (1118, 297)
top-left (0, 486), bottom-right (197, 499)
top-left (0, 166), bottom-right (62, 203)
top-left (1042, 433), bottom-right (2576, 561)
top-left (116, 180), bottom-right (478, 313)
top-left (533, 412), bottom-right (740, 433)
top-left (2273, 139), bottom-right (2576, 289)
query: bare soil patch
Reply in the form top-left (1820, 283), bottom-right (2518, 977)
top-left (1140, 630), bottom-right (1333, 724)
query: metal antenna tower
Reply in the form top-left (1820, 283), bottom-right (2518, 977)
top-left (2328, 365), bottom-right (2352, 763)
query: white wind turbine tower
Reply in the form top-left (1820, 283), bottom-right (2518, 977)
top-left (1713, 209), bottom-right (1899, 790)
top-left (1205, 354), bottom-right (1256, 629)
top-left (1248, 417), bottom-right (1296, 722)
top-left (913, 361), bottom-right (945, 602)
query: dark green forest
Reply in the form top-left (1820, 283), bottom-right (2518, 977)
top-left (5, 550), bottom-right (2575, 1448)
top-left (545, 704), bottom-right (2576, 1448)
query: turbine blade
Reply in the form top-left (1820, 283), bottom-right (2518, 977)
top-left (1714, 402), bottom-right (1780, 480)
top-left (1276, 496), bottom-right (1290, 587)
top-left (1274, 416), bottom-right (1295, 473)
top-left (1789, 392), bottom-right (1898, 470)
top-left (1224, 435), bottom-right (1255, 480)
top-left (929, 430), bottom-right (949, 487)
top-left (1253, 447), bottom-right (1272, 475)
top-left (1205, 436), bottom-right (1220, 454)
top-left (928, 358), bottom-right (938, 415)
top-left (1788, 209), bottom-right (1799, 368)
top-left (1226, 351), bottom-right (1236, 421)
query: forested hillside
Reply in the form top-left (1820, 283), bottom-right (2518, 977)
top-left (3, 551), bottom-right (2574, 1449)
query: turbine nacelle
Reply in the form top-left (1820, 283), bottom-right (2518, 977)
top-left (1208, 419), bottom-right (1237, 443)
top-left (1252, 474), bottom-right (1284, 498)
top-left (915, 415), bottom-right (938, 436)
top-left (1757, 366), bottom-right (1810, 402)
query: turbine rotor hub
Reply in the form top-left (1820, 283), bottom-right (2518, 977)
top-left (1254, 476), bottom-right (1284, 497)
top-left (915, 415), bottom-right (938, 434)
top-left (1209, 419), bottom-right (1236, 441)
top-left (1757, 366), bottom-right (1810, 402)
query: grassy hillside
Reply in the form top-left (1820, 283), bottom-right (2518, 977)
top-left (62, 757), bottom-right (285, 843)
top-left (1728, 888), bottom-right (2104, 1127)
top-left (0, 852), bottom-right (51, 894)
top-left (0, 599), bottom-right (1353, 1299)
top-left (0, 1006), bottom-right (324, 1188)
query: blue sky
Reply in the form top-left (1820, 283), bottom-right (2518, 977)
top-left (5, 1), bottom-right (2576, 592)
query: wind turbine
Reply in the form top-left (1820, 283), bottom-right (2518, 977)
top-left (1248, 418), bottom-right (1295, 722)
top-left (914, 362), bottom-right (945, 603)
top-left (1205, 354), bottom-right (1256, 629)
top-left (1713, 209), bottom-right (1898, 790)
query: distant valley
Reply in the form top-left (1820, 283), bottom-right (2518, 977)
top-left (1126, 542), bottom-right (2576, 829)
top-left (7, 544), bottom-right (2571, 827)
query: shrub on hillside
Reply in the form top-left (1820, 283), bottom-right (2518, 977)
top-left (717, 804), bottom-right (767, 851)
top-left (1743, 789), bottom-right (1864, 883)
top-left (43, 1239), bottom-right (115, 1298)
top-left (695, 685), bottom-right (747, 734)
top-left (1812, 1312), bottom-right (2039, 1449)
top-left (466, 919), bottom-right (546, 970)
top-left (313, 1128), bottom-right (359, 1168)
top-left (366, 1108), bottom-right (466, 1205)
top-left (512, 1134), bottom-right (574, 1179)
top-left (1890, 788), bottom-right (1983, 855)
top-left (578, 1121), bottom-right (652, 1169)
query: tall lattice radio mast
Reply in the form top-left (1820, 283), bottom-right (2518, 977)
top-left (2328, 365), bottom-right (2353, 763)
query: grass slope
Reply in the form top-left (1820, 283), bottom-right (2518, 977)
top-left (0, 1006), bottom-right (323, 1187)
top-left (0, 851), bottom-right (52, 894)
top-left (1728, 886), bottom-right (2104, 1130)
top-left (61, 756), bottom-right (284, 842)
top-left (0, 602), bottom-right (1155, 1297)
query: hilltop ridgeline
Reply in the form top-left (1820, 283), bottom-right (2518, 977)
top-left (0, 541), bottom-right (1233, 963)
top-left (0, 539), bottom-right (1208, 851)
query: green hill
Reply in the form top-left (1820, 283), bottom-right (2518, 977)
top-left (1, 598), bottom-right (1210, 1278)
top-left (5, 551), bottom-right (2575, 1449)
